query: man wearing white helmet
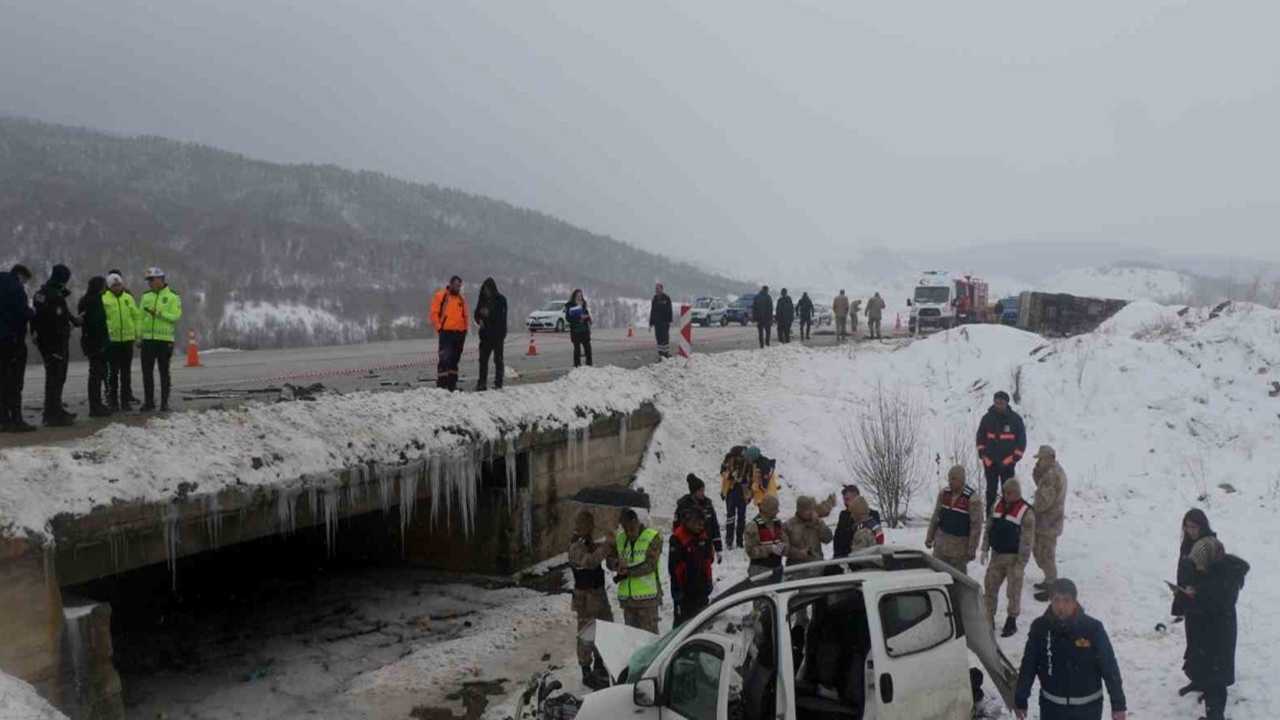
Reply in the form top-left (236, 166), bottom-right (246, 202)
top-left (102, 271), bottom-right (140, 411)
top-left (139, 267), bottom-right (182, 412)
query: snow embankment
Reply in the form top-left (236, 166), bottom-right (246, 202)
top-left (0, 671), bottom-right (67, 720)
top-left (627, 300), bottom-right (1280, 720)
top-left (0, 367), bottom-right (656, 541)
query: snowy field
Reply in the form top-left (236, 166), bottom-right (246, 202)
top-left (4, 301), bottom-right (1278, 719)
top-left (491, 299), bottom-right (1278, 719)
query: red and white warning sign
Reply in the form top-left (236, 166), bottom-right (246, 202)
top-left (676, 303), bottom-right (694, 358)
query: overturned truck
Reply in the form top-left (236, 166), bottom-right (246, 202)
top-left (1015, 291), bottom-right (1128, 337)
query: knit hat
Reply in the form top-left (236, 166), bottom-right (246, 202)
top-left (994, 391), bottom-right (1011, 403)
top-left (759, 496), bottom-right (779, 514)
top-left (1050, 578), bottom-right (1078, 600)
top-left (1003, 478), bottom-right (1022, 497)
top-left (948, 464), bottom-right (967, 482)
top-left (744, 446), bottom-right (761, 462)
top-left (51, 264), bottom-right (71, 285)
top-left (106, 273), bottom-right (124, 288)
top-left (574, 510), bottom-right (595, 534)
top-left (686, 473), bottom-right (705, 494)
top-left (796, 496), bottom-right (816, 515)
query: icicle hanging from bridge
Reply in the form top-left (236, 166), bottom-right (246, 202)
top-left (619, 412), bottom-right (629, 456)
top-left (276, 488), bottom-right (298, 535)
top-left (505, 436), bottom-right (519, 503)
top-left (162, 502), bottom-right (181, 590)
top-left (204, 493), bottom-right (222, 548)
top-left (322, 486), bottom-right (340, 556)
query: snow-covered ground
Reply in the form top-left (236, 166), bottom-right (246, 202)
top-left (5, 300), bottom-right (1278, 719)
top-left (505, 299), bottom-right (1277, 719)
top-left (1040, 266), bottom-right (1195, 302)
top-left (0, 671), bottom-right (68, 720)
top-left (221, 300), bottom-right (351, 335)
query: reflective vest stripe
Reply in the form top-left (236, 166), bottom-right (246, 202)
top-left (616, 527), bottom-right (660, 602)
top-left (1042, 689), bottom-right (1104, 706)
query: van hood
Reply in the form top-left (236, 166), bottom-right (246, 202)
top-left (581, 621), bottom-right (660, 682)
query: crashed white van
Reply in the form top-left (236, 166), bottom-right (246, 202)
top-left (561, 548), bottom-right (1016, 720)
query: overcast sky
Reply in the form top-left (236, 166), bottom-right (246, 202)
top-left (2, 0), bottom-right (1278, 276)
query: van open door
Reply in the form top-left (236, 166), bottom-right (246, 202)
top-left (864, 575), bottom-right (972, 719)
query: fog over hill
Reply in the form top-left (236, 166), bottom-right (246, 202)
top-left (0, 117), bottom-right (747, 349)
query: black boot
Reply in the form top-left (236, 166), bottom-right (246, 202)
top-left (1001, 617), bottom-right (1018, 638)
top-left (1179, 682), bottom-right (1201, 697)
top-left (43, 414), bottom-right (74, 427)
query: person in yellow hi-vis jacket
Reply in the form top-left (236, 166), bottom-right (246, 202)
top-left (102, 271), bottom-right (140, 411)
top-left (138, 267), bottom-right (182, 412)
top-left (606, 509), bottom-right (663, 634)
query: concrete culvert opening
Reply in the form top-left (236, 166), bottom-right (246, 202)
top-left (4, 404), bottom-right (658, 720)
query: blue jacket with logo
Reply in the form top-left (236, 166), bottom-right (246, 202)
top-left (1015, 608), bottom-right (1126, 712)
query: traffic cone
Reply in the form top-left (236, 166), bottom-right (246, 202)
top-left (526, 334), bottom-right (538, 357)
top-left (185, 329), bottom-right (202, 367)
top-left (894, 313), bottom-right (902, 331)
top-left (627, 325), bottom-right (634, 338)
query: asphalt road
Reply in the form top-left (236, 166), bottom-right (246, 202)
top-left (4, 323), bottom-right (900, 447)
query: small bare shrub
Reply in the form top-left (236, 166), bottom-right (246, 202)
top-left (842, 383), bottom-right (928, 528)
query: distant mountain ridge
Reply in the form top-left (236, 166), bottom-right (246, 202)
top-left (0, 116), bottom-right (747, 348)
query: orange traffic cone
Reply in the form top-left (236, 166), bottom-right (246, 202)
top-left (894, 313), bottom-right (902, 331)
top-left (526, 334), bottom-right (538, 356)
top-left (185, 329), bottom-right (202, 367)
top-left (627, 325), bottom-right (634, 338)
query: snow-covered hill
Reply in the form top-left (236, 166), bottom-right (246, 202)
top-left (625, 301), bottom-right (1278, 720)
top-left (1039, 266), bottom-right (1194, 302)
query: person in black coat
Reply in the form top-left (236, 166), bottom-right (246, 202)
top-left (796, 292), bottom-right (814, 341)
top-left (776, 289), bottom-right (795, 344)
top-left (675, 474), bottom-right (723, 556)
top-left (752, 286), bottom-right (773, 348)
top-left (473, 277), bottom-right (507, 391)
top-left (77, 276), bottom-right (112, 417)
top-left (1174, 509), bottom-right (1248, 720)
top-left (565, 289), bottom-right (592, 367)
top-left (0, 264), bottom-right (36, 432)
top-left (976, 391), bottom-right (1027, 517)
top-left (32, 264), bottom-right (80, 427)
top-left (649, 283), bottom-right (674, 360)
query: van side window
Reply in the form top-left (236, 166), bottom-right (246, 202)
top-left (879, 590), bottom-right (954, 658)
top-left (666, 641), bottom-right (724, 720)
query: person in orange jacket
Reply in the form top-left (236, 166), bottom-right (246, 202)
top-left (430, 276), bottom-right (469, 391)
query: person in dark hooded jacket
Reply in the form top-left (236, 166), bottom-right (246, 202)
top-left (776, 289), bottom-right (795, 344)
top-left (77, 276), bottom-right (112, 418)
top-left (796, 292), bottom-right (814, 341)
top-left (1174, 509), bottom-right (1248, 720)
top-left (472, 278), bottom-right (507, 391)
top-left (32, 264), bottom-right (80, 426)
top-left (565, 289), bottom-right (592, 367)
top-left (676, 473), bottom-right (723, 556)
top-left (752, 286), bottom-right (773, 348)
top-left (0, 264), bottom-right (36, 432)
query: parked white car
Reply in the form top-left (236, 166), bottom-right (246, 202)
top-left (689, 297), bottom-right (729, 327)
top-left (521, 548), bottom-right (1016, 720)
top-left (526, 300), bottom-right (568, 332)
